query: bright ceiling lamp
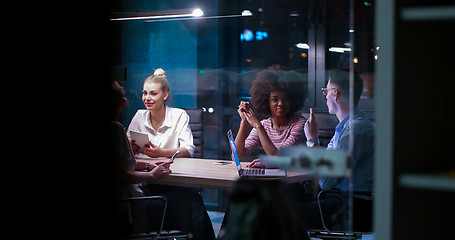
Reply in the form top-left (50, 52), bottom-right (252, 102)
top-left (241, 10), bottom-right (253, 16)
top-left (192, 9), bottom-right (204, 17)
top-left (329, 47), bottom-right (352, 53)
top-left (296, 43), bottom-right (310, 49)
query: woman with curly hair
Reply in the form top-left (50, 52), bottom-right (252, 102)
top-left (234, 70), bottom-right (307, 168)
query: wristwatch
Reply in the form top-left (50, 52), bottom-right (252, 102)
top-left (145, 161), bottom-right (151, 171)
top-left (306, 138), bottom-right (320, 147)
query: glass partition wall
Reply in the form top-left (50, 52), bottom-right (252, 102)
top-left (110, 0), bottom-right (375, 236)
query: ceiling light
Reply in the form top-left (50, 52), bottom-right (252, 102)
top-left (242, 10), bottom-right (253, 16)
top-left (192, 8), bottom-right (203, 17)
top-left (296, 43), bottom-right (310, 49)
top-left (329, 47), bottom-right (352, 53)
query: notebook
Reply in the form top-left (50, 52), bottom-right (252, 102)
top-left (227, 129), bottom-right (286, 177)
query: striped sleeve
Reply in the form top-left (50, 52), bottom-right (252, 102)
top-left (244, 125), bottom-right (261, 156)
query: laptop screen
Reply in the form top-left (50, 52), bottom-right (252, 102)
top-left (227, 129), bottom-right (242, 171)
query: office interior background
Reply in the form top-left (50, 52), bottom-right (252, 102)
top-left (105, 0), bottom-right (454, 239)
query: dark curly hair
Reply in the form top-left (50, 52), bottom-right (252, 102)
top-left (249, 70), bottom-right (305, 119)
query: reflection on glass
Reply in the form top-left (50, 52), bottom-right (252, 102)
top-left (110, 0), bottom-right (376, 237)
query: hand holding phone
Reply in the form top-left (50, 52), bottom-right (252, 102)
top-left (169, 150), bottom-right (180, 163)
top-left (238, 101), bottom-right (252, 121)
top-left (239, 101), bottom-right (250, 112)
top-left (244, 101), bottom-right (250, 111)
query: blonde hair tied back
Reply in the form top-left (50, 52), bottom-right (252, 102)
top-left (144, 68), bottom-right (170, 93)
top-left (153, 68), bottom-right (166, 77)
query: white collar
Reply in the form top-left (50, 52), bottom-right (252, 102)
top-left (145, 105), bottom-right (172, 132)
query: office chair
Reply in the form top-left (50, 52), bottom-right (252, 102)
top-left (307, 191), bottom-right (374, 240)
top-left (185, 108), bottom-right (203, 159)
top-left (117, 196), bottom-right (191, 240)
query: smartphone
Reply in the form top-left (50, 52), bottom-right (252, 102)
top-left (240, 101), bottom-right (251, 113)
top-left (213, 161), bottom-right (232, 165)
top-left (244, 101), bottom-right (250, 111)
top-left (169, 150), bottom-right (180, 163)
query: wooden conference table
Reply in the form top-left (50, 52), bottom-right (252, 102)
top-left (136, 156), bottom-right (313, 190)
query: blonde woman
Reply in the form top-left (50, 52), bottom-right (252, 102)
top-left (125, 71), bottom-right (215, 239)
top-left (127, 68), bottom-right (195, 158)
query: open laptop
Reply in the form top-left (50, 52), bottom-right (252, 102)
top-left (227, 129), bottom-right (286, 178)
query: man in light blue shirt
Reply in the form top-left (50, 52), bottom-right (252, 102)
top-left (299, 70), bottom-right (375, 230)
top-left (320, 108), bottom-right (374, 196)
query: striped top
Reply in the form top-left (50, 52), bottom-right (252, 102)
top-left (244, 115), bottom-right (307, 156)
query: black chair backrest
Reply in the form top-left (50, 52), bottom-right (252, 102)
top-left (117, 196), bottom-right (190, 239)
top-left (185, 108), bottom-right (203, 158)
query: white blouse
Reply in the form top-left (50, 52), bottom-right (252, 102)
top-left (126, 106), bottom-right (195, 157)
